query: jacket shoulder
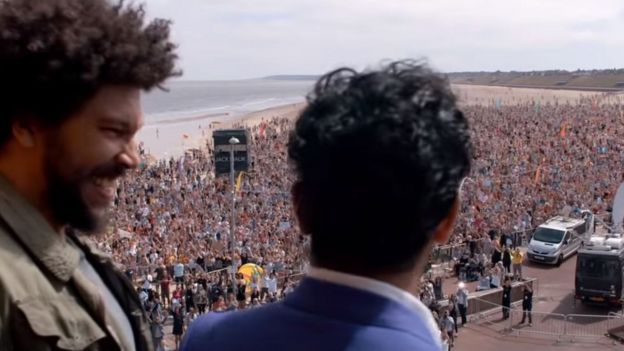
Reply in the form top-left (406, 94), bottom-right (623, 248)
top-left (182, 305), bottom-right (286, 350)
top-left (0, 228), bottom-right (50, 299)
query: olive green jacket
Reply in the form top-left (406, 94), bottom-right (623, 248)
top-left (0, 176), bottom-right (153, 351)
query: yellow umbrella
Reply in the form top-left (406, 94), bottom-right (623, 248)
top-left (237, 263), bottom-right (264, 284)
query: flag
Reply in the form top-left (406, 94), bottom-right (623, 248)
top-left (534, 166), bottom-right (542, 184)
top-left (235, 171), bottom-right (244, 192)
top-left (178, 154), bottom-right (185, 176)
top-left (560, 123), bottom-right (567, 138)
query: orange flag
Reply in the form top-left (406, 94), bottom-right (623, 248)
top-left (560, 123), bottom-right (567, 138)
top-left (533, 166), bottom-right (542, 184)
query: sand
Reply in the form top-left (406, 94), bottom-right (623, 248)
top-left (138, 84), bottom-right (618, 161)
top-left (137, 102), bottom-right (305, 160)
top-left (452, 84), bottom-right (603, 105)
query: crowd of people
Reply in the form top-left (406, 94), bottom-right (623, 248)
top-left (93, 92), bottom-right (624, 349)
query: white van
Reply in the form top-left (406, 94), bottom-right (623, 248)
top-left (527, 214), bottom-right (592, 266)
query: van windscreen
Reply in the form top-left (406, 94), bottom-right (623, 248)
top-left (532, 227), bottom-right (565, 244)
top-left (577, 255), bottom-right (619, 279)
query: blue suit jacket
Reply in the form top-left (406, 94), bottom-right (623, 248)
top-left (181, 278), bottom-right (442, 351)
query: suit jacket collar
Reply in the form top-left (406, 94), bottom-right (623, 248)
top-left (283, 277), bottom-right (437, 339)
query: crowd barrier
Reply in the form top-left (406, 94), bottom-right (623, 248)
top-left (431, 229), bottom-right (533, 265)
top-left (471, 292), bottom-right (624, 343)
top-left (564, 314), bottom-right (623, 342)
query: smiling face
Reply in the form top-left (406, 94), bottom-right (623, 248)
top-left (42, 85), bottom-right (143, 233)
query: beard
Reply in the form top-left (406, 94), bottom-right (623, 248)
top-left (43, 140), bottom-right (126, 234)
top-left (45, 163), bottom-right (103, 234)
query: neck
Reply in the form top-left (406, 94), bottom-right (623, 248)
top-left (368, 255), bottom-right (429, 296)
top-left (315, 242), bottom-right (433, 296)
top-left (313, 260), bottom-right (426, 295)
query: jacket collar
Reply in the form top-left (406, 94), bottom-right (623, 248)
top-left (307, 266), bottom-right (442, 342)
top-left (283, 277), bottom-right (439, 341)
top-left (0, 175), bottom-right (79, 283)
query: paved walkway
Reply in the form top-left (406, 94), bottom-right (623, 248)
top-left (453, 253), bottom-right (624, 349)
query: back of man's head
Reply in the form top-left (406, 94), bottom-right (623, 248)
top-left (288, 60), bottom-right (472, 275)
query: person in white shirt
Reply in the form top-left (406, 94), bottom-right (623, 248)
top-left (440, 309), bottom-right (456, 347)
top-left (456, 283), bottom-right (469, 326)
top-left (174, 261), bottom-right (185, 287)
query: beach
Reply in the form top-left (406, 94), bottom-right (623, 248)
top-left (137, 102), bottom-right (306, 160)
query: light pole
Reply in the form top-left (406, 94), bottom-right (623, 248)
top-left (228, 137), bottom-right (240, 258)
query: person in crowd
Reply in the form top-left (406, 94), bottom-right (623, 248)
top-left (456, 282), bottom-right (469, 327)
top-left (477, 272), bottom-right (491, 291)
top-left (512, 247), bottom-right (524, 281)
top-left (502, 247), bottom-right (512, 274)
top-left (184, 284), bottom-right (196, 313)
top-left (162, 271), bottom-right (172, 306)
top-left (174, 260), bottom-right (185, 287)
top-left (490, 267), bottom-right (502, 288)
top-left (433, 276), bottom-right (444, 301)
top-left (212, 296), bottom-right (226, 312)
top-left (195, 285), bottom-right (209, 314)
top-left (0, 0), bottom-right (178, 349)
top-left (172, 303), bottom-right (186, 351)
top-left (261, 271), bottom-right (271, 301)
top-left (147, 294), bottom-right (167, 351)
top-left (235, 273), bottom-right (248, 309)
top-left (502, 277), bottom-right (512, 320)
top-left (181, 61), bottom-right (472, 350)
top-left (440, 309), bottom-right (456, 348)
top-left (491, 241), bottom-right (502, 266)
top-left (520, 283), bottom-right (534, 326)
top-left (448, 294), bottom-right (460, 335)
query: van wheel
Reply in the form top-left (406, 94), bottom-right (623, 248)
top-left (556, 254), bottom-right (563, 267)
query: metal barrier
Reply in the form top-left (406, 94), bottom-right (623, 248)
top-left (470, 297), bottom-right (516, 333)
top-left (510, 309), bottom-right (567, 342)
top-left (431, 229), bottom-right (534, 266)
top-left (565, 314), bottom-right (622, 341)
top-left (471, 298), bottom-right (624, 343)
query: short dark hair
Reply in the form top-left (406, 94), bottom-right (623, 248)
top-left (288, 60), bottom-right (472, 274)
top-left (0, 0), bottom-right (179, 145)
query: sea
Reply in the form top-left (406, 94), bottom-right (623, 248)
top-left (138, 78), bottom-right (314, 158)
top-left (142, 78), bottom-right (314, 124)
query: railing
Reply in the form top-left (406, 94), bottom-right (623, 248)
top-left (469, 297), bottom-right (520, 333)
top-left (565, 314), bottom-right (623, 341)
top-left (510, 309), bottom-right (567, 342)
top-left (471, 297), bottom-right (624, 343)
top-left (431, 229), bottom-right (534, 265)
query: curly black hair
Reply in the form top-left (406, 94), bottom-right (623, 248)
top-left (0, 0), bottom-right (180, 145)
top-left (288, 60), bottom-right (472, 274)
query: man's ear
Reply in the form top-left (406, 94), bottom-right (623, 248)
top-left (292, 181), bottom-right (312, 235)
top-left (432, 197), bottom-right (460, 245)
top-left (12, 120), bottom-right (36, 148)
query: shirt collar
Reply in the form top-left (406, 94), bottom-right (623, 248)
top-left (0, 175), bottom-right (80, 282)
top-left (307, 266), bottom-right (442, 347)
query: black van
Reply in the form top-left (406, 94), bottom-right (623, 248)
top-left (575, 237), bottom-right (624, 306)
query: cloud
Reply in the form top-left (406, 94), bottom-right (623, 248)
top-left (144, 0), bottom-right (624, 79)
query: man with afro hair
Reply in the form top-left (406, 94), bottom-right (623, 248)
top-left (0, 0), bottom-right (178, 350)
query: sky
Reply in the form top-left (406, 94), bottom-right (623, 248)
top-left (145, 0), bottom-right (624, 80)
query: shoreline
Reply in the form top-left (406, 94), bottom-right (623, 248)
top-left (137, 102), bottom-right (306, 160)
